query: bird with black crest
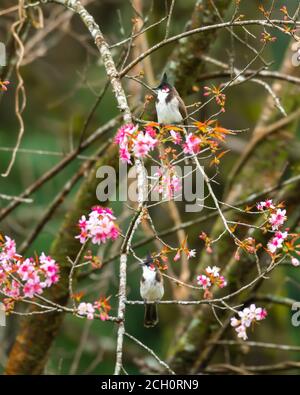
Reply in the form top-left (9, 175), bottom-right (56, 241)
top-left (140, 254), bottom-right (164, 328)
top-left (154, 72), bottom-right (188, 126)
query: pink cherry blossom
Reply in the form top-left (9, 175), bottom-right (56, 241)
top-left (196, 274), bottom-right (211, 289)
top-left (76, 297), bottom-right (111, 321)
top-left (269, 208), bottom-right (287, 230)
top-left (218, 275), bottom-right (227, 288)
top-left (169, 130), bottom-right (182, 144)
top-left (183, 133), bottom-right (202, 155)
top-left (39, 253), bottom-right (60, 287)
top-left (0, 235), bottom-right (60, 302)
top-left (114, 123), bottom-right (136, 163)
top-left (17, 258), bottom-right (35, 281)
top-left (274, 230), bottom-right (288, 241)
top-left (76, 206), bottom-right (119, 245)
top-left (0, 236), bottom-right (18, 263)
top-left (120, 146), bottom-right (131, 164)
top-left (115, 123), bottom-right (158, 163)
top-left (230, 317), bottom-right (240, 327)
top-left (267, 230), bottom-right (288, 253)
top-left (231, 304), bottom-right (267, 341)
top-left (4, 280), bottom-right (20, 299)
top-left (144, 126), bottom-right (157, 138)
top-left (23, 278), bottom-right (43, 298)
top-left (77, 302), bottom-right (95, 320)
top-left (196, 265), bottom-right (227, 291)
top-left (235, 324), bottom-right (248, 340)
top-left (187, 249), bottom-right (196, 259)
top-left (255, 307), bottom-right (268, 320)
top-left (133, 130), bottom-right (158, 158)
top-left (114, 123), bottom-right (136, 145)
top-left (265, 199), bottom-right (275, 209)
top-left (256, 199), bottom-right (275, 211)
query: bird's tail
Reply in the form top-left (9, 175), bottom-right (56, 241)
top-left (144, 303), bottom-right (158, 327)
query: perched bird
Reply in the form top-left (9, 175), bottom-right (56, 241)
top-left (140, 255), bottom-right (164, 328)
top-left (154, 72), bottom-right (188, 125)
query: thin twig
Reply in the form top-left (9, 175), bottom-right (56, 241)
top-left (125, 332), bottom-right (175, 375)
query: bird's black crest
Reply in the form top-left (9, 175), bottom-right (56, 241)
top-left (161, 72), bottom-right (168, 84)
top-left (155, 72), bottom-right (171, 90)
top-left (143, 253), bottom-right (153, 266)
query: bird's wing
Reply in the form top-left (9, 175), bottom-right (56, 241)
top-left (155, 269), bottom-right (163, 283)
top-left (174, 88), bottom-right (188, 125)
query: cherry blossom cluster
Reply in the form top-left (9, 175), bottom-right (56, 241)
top-left (76, 206), bottom-right (119, 245)
top-left (253, 200), bottom-right (300, 265)
top-left (114, 123), bottom-right (158, 163)
top-left (77, 302), bottom-right (95, 320)
top-left (164, 127), bottom-right (203, 155)
top-left (256, 198), bottom-right (275, 211)
top-left (230, 304), bottom-right (267, 341)
top-left (199, 200), bottom-right (300, 268)
top-left (256, 199), bottom-right (300, 265)
top-left (0, 235), bottom-right (59, 308)
top-left (267, 231), bottom-right (287, 254)
top-left (114, 121), bottom-right (233, 169)
top-left (197, 266), bottom-right (227, 292)
top-left (268, 208), bottom-right (287, 230)
top-left (163, 126), bottom-right (207, 161)
top-left (154, 165), bottom-right (181, 199)
top-left (256, 199), bottom-right (287, 230)
top-left (256, 199), bottom-right (288, 253)
top-left (183, 133), bottom-right (202, 155)
top-left (169, 129), bottom-right (182, 145)
top-left (77, 296), bottom-right (111, 321)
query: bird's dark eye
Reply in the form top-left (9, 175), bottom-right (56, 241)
top-left (144, 258), bottom-right (153, 266)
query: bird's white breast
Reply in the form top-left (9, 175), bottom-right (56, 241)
top-left (156, 90), bottom-right (183, 125)
top-left (140, 266), bottom-right (164, 301)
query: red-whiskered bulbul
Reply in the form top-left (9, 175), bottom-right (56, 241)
top-left (154, 72), bottom-right (188, 126)
top-left (140, 255), bottom-right (164, 328)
